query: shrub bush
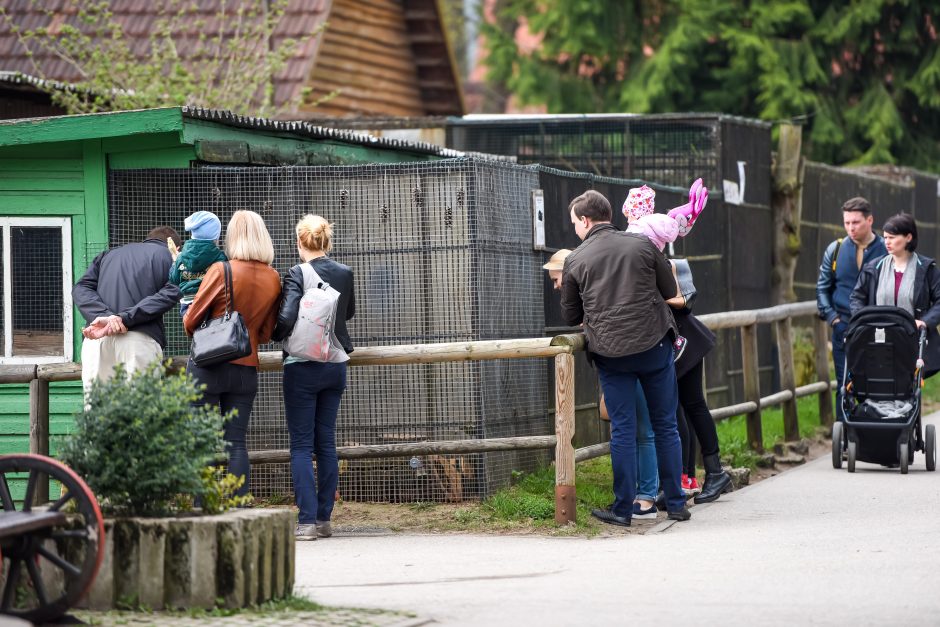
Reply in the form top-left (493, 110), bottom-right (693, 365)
top-left (59, 362), bottom-right (226, 516)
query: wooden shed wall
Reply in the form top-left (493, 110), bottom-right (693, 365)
top-left (303, 0), bottom-right (425, 117)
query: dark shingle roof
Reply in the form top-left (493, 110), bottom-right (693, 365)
top-left (0, 0), bottom-right (331, 110)
top-left (180, 105), bottom-right (500, 159)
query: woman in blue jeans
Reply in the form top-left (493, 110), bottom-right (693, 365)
top-left (273, 215), bottom-right (356, 541)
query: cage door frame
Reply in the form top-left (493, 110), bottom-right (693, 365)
top-left (0, 216), bottom-right (73, 364)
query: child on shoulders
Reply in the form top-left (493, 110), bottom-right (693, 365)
top-left (169, 211), bottom-right (227, 316)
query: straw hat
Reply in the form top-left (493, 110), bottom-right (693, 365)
top-left (542, 249), bottom-right (572, 271)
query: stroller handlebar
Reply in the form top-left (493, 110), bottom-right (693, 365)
top-left (916, 328), bottom-right (928, 381)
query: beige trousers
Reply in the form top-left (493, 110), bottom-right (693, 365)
top-left (81, 331), bottom-right (163, 396)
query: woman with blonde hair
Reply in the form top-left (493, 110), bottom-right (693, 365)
top-left (184, 210), bottom-right (282, 497)
top-left (273, 214), bottom-right (355, 540)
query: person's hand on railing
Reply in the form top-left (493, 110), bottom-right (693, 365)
top-left (916, 319), bottom-right (927, 330)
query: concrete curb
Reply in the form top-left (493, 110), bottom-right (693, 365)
top-left (75, 508), bottom-right (294, 610)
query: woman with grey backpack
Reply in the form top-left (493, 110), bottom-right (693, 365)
top-left (273, 214), bottom-right (356, 541)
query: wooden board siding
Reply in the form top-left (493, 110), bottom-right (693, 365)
top-left (0, 382), bottom-right (80, 454)
top-left (0, 158), bottom-right (84, 215)
top-left (402, 0), bottom-right (464, 116)
top-left (303, 0), bottom-right (426, 117)
top-left (0, 381), bottom-right (77, 501)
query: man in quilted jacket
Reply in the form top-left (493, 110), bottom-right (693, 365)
top-left (560, 190), bottom-right (689, 527)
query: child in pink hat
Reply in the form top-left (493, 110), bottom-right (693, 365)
top-left (622, 180), bottom-right (708, 252)
top-left (621, 180), bottom-right (709, 361)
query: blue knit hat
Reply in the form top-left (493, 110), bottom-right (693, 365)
top-left (184, 211), bottom-right (221, 241)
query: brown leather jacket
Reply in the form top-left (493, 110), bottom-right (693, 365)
top-left (560, 223), bottom-right (677, 358)
top-left (183, 260), bottom-right (282, 367)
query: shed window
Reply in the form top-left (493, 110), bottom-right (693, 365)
top-left (0, 218), bottom-right (73, 364)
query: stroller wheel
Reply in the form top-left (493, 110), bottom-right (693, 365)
top-left (926, 424), bottom-right (936, 472)
top-left (847, 441), bottom-right (857, 473)
top-left (832, 422), bottom-right (844, 470)
top-left (900, 442), bottom-right (909, 474)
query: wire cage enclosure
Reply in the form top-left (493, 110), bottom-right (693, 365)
top-left (105, 158), bottom-right (550, 502)
top-left (446, 114), bottom-right (729, 187)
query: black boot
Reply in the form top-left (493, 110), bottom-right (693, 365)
top-left (694, 453), bottom-right (733, 504)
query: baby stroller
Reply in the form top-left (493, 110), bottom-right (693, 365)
top-left (832, 306), bottom-right (937, 474)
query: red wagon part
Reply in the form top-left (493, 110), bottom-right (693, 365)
top-left (0, 454), bottom-right (104, 623)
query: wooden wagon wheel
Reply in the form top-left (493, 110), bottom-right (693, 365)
top-left (0, 454), bottom-right (104, 623)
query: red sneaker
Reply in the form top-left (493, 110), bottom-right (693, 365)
top-left (681, 473), bottom-right (691, 490)
top-left (688, 477), bottom-right (700, 490)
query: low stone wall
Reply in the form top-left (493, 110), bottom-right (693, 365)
top-left (79, 508), bottom-right (294, 610)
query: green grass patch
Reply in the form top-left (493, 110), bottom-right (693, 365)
top-left (716, 395), bottom-right (826, 468)
top-left (474, 395), bottom-right (833, 528)
top-left (922, 376), bottom-right (940, 409)
top-left (449, 458), bottom-right (615, 533)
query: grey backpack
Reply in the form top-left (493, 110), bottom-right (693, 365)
top-left (284, 263), bottom-right (349, 363)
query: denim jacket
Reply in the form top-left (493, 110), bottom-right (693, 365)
top-left (816, 234), bottom-right (886, 324)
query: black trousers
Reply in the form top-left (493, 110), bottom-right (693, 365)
top-left (677, 359), bottom-right (720, 459)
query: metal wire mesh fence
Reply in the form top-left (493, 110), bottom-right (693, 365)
top-left (11, 226), bottom-right (64, 357)
top-left (795, 163), bottom-right (940, 304)
top-left (446, 114), bottom-right (724, 187)
top-left (106, 159), bottom-right (549, 501)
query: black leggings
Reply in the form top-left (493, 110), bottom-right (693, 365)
top-left (678, 407), bottom-right (698, 475)
top-left (677, 360), bottom-right (720, 459)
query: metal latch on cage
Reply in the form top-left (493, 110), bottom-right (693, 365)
top-left (531, 189), bottom-right (545, 250)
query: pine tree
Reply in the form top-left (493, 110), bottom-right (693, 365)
top-left (482, 0), bottom-right (940, 170)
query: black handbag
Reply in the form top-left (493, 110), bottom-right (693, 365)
top-left (190, 261), bottom-right (252, 368)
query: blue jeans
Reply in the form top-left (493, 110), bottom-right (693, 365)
top-left (283, 361), bottom-right (347, 524)
top-left (188, 361), bottom-right (258, 498)
top-left (832, 319), bottom-right (848, 422)
top-left (594, 335), bottom-right (684, 516)
top-left (635, 383), bottom-right (658, 502)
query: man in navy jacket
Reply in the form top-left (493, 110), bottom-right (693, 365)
top-left (72, 227), bottom-right (182, 395)
top-left (816, 197), bottom-right (887, 421)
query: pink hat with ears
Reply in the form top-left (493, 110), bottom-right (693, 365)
top-left (627, 213), bottom-right (679, 252)
top-left (622, 185), bottom-right (656, 221)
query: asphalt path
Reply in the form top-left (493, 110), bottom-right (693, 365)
top-left (295, 411), bottom-right (940, 626)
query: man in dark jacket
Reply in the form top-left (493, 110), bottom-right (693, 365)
top-left (816, 197), bottom-right (887, 421)
top-left (560, 190), bottom-right (689, 527)
top-left (72, 227), bottom-right (182, 394)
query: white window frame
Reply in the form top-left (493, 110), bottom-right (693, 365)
top-left (0, 217), bottom-right (73, 364)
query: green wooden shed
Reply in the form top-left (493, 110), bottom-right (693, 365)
top-left (0, 106), bottom-right (461, 456)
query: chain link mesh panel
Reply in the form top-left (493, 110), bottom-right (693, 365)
top-left (11, 226), bottom-right (63, 357)
top-left (447, 115), bottom-right (723, 187)
top-left (106, 159), bottom-right (549, 502)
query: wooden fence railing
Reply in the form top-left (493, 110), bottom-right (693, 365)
top-left (0, 300), bottom-right (833, 525)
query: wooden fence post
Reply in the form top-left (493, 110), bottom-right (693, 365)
top-left (741, 324), bottom-right (764, 452)
top-left (776, 318), bottom-right (800, 441)
top-left (553, 352), bottom-right (576, 525)
top-left (813, 316), bottom-right (835, 428)
top-left (28, 377), bottom-right (50, 505)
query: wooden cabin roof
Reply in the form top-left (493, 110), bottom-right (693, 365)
top-left (0, 0), bottom-right (463, 118)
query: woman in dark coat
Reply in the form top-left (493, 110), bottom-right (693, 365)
top-left (666, 260), bottom-right (733, 503)
top-left (850, 212), bottom-right (940, 377)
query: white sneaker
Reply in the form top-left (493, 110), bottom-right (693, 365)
top-left (316, 521), bottom-right (332, 538)
top-left (295, 524), bottom-right (317, 541)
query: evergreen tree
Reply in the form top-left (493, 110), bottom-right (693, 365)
top-left (482, 0), bottom-right (940, 170)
